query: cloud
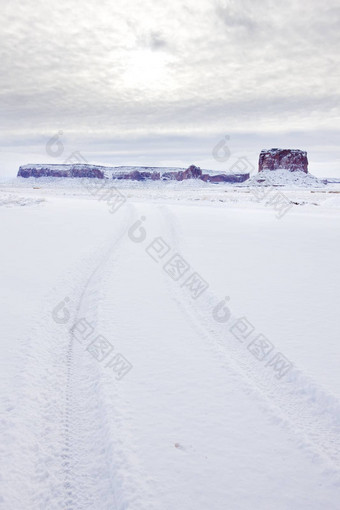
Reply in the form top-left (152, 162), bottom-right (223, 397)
top-left (0, 0), bottom-right (339, 175)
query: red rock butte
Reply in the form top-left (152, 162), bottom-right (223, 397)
top-left (259, 149), bottom-right (308, 174)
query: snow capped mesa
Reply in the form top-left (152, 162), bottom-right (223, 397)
top-left (252, 148), bottom-right (325, 187)
top-left (17, 164), bottom-right (250, 183)
top-left (259, 148), bottom-right (308, 173)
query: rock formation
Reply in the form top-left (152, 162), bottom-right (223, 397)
top-left (18, 165), bottom-right (105, 179)
top-left (259, 149), bottom-right (308, 173)
top-left (17, 164), bottom-right (250, 183)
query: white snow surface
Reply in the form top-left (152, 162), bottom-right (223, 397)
top-left (0, 192), bottom-right (45, 208)
top-left (246, 168), bottom-right (325, 187)
top-left (0, 178), bottom-right (340, 509)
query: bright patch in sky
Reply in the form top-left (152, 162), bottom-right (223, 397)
top-left (123, 49), bottom-right (173, 91)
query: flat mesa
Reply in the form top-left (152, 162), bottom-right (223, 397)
top-left (17, 163), bottom-right (250, 183)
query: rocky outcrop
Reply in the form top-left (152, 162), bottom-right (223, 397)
top-left (201, 173), bottom-right (249, 183)
top-left (115, 170), bottom-right (161, 181)
top-left (183, 165), bottom-right (203, 179)
top-left (259, 149), bottom-right (308, 173)
top-left (161, 165), bottom-right (203, 181)
top-left (18, 164), bottom-right (105, 179)
top-left (17, 163), bottom-right (249, 183)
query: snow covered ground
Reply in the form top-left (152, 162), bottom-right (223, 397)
top-left (0, 177), bottom-right (340, 509)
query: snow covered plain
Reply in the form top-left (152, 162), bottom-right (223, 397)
top-left (1, 176), bottom-right (340, 509)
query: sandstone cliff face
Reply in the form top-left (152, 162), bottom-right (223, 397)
top-left (162, 165), bottom-right (203, 181)
top-left (115, 170), bottom-right (160, 181)
top-left (17, 164), bottom-right (249, 183)
top-left (259, 149), bottom-right (308, 173)
top-left (18, 165), bottom-right (105, 179)
top-left (201, 173), bottom-right (248, 183)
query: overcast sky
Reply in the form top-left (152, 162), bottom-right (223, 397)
top-left (1, 0), bottom-right (340, 177)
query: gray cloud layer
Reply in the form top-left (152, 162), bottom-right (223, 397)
top-left (1, 0), bottom-right (339, 175)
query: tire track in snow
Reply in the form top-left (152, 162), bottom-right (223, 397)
top-left (158, 204), bottom-right (340, 479)
top-left (62, 204), bottom-right (134, 510)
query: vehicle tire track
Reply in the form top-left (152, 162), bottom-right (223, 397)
top-left (62, 203), bottom-right (134, 510)
top-left (158, 203), bottom-right (340, 479)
